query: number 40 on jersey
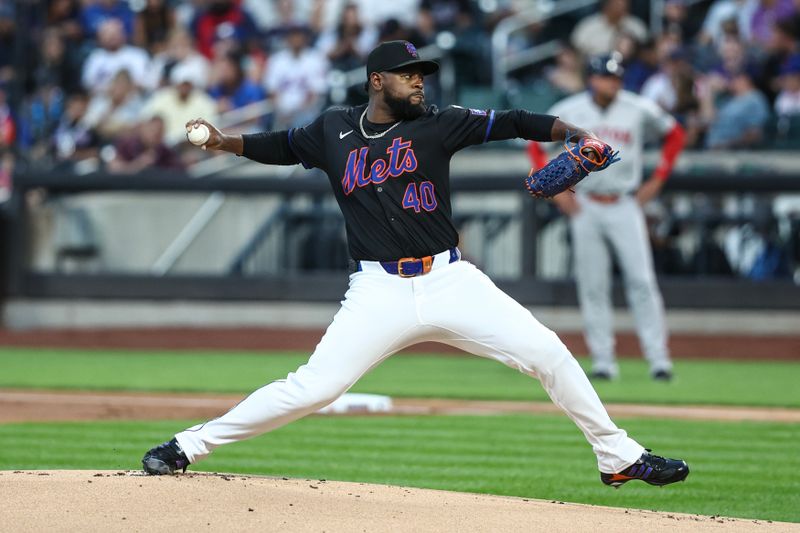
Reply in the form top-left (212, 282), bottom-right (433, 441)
top-left (402, 181), bottom-right (437, 213)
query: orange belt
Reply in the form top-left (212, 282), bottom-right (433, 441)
top-left (356, 248), bottom-right (461, 277)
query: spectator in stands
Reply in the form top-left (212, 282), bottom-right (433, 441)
top-left (619, 36), bottom-right (659, 93)
top-left (32, 28), bottom-right (82, 97)
top-left (0, 150), bottom-right (10, 203)
top-left (418, 0), bottom-right (473, 41)
top-left (147, 27), bottom-right (211, 91)
top-left (711, 35), bottom-right (760, 80)
top-left (208, 51), bottom-right (265, 115)
top-left (192, 0), bottom-right (261, 60)
top-left (141, 62), bottom-right (219, 146)
top-left (703, 70), bottom-right (771, 149)
top-left (758, 18), bottom-right (800, 103)
top-left (641, 42), bottom-right (688, 112)
top-left (774, 54), bottom-right (800, 116)
top-left (244, 0), bottom-right (310, 35)
top-left (669, 58), bottom-right (701, 131)
top-left (707, 15), bottom-right (747, 63)
top-left (106, 115), bottom-right (182, 174)
top-left (418, 0), bottom-right (490, 85)
top-left (261, 0), bottom-right (306, 52)
top-left (662, 0), bottom-right (691, 41)
top-left (81, 18), bottom-right (152, 94)
top-left (83, 69), bottom-right (145, 142)
top-left (316, 2), bottom-right (377, 71)
top-left (51, 91), bottom-right (100, 170)
top-left (698, 0), bottom-right (758, 46)
top-left (262, 23), bottom-right (328, 129)
top-left (571, 0), bottom-right (648, 57)
top-left (642, 48), bottom-right (703, 145)
top-left (0, 2), bottom-right (15, 86)
top-left (46, 0), bottom-right (84, 45)
top-left (544, 43), bottom-right (585, 96)
top-left (133, 0), bottom-right (176, 55)
top-left (0, 82), bottom-right (11, 201)
top-left (43, 0), bottom-right (85, 89)
top-left (347, 0), bottom-right (421, 30)
top-left (79, 0), bottom-right (135, 43)
top-left (22, 82), bottom-right (65, 161)
top-left (376, 17), bottom-right (426, 48)
top-left (750, 0), bottom-right (796, 47)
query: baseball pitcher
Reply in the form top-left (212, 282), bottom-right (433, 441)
top-left (530, 53), bottom-right (686, 381)
top-left (142, 41), bottom-right (689, 489)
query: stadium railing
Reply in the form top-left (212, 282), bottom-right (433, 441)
top-left (4, 162), bottom-right (799, 310)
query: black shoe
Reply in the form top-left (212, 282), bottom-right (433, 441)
top-left (590, 370), bottom-right (613, 381)
top-left (142, 438), bottom-right (190, 475)
top-left (652, 370), bottom-right (673, 381)
top-left (601, 450), bottom-right (689, 488)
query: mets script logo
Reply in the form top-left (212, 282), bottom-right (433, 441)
top-left (341, 137), bottom-right (418, 195)
top-left (405, 42), bottom-right (419, 58)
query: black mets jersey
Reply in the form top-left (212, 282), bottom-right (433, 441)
top-left (287, 103), bottom-right (556, 261)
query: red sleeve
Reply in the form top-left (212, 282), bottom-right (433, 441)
top-left (527, 141), bottom-right (548, 170)
top-left (653, 123), bottom-right (686, 181)
top-left (194, 15), bottom-right (215, 59)
top-left (0, 115), bottom-right (14, 145)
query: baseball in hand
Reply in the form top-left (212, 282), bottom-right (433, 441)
top-left (187, 124), bottom-right (210, 146)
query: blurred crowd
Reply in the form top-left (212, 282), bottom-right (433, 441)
top-left (0, 0), bottom-right (800, 199)
top-left (537, 0), bottom-right (800, 152)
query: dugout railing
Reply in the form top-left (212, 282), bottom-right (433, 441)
top-left (3, 166), bottom-right (799, 310)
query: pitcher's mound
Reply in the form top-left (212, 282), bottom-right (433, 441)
top-left (1, 470), bottom-right (794, 532)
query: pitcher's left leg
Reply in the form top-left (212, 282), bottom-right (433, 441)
top-left (606, 198), bottom-right (672, 375)
top-left (420, 262), bottom-right (643, 474)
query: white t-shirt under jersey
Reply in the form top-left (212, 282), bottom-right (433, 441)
top-left (547, 90), bottom-right (675, 194)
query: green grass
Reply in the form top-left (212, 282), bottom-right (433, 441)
top-left (1, 348), bottom-right (799, 407)
top-left (1, 415), bottom-right (798, 522)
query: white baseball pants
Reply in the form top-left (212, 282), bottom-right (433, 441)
top-left (569, 194), bottom-right (672, 377)
top-left (176, 250), bottom-right (644, 474)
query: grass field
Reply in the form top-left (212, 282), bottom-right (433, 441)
top-left (0, 415), bottom-right (798, 522)
top-left (2, 347), bottom-right (799, 523)
top-left (1, 348), bottom-right (799, 407)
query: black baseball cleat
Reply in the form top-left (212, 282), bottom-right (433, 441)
top-left (652, 369), bottom-right (673, 381)
top-left (589, 370), bottom-right (613, 381)
top-left (142, 437), bottom-right (190, 475)
top-left (601, 450), bottom-right (689, 488)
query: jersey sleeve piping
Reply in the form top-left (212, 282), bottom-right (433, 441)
top-left (287, 129), bottom-right (314, 170)
top-left (482, 110), bottom-right (496, 144)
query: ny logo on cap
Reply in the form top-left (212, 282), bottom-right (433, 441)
top-left (405, 42), bottom-right (419, 58)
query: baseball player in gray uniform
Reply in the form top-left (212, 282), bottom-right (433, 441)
top-left (142, 42), bottom-right (689, 489)
top-left (533, 54), bottom-right (686, 381)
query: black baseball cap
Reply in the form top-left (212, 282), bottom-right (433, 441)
top-left (587, 53), bottom-right (625, 78)
top-left (366, 40), bottom-right (439, 80)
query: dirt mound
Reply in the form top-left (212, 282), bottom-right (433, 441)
top-left (2, 470), bottom-right (795, 532)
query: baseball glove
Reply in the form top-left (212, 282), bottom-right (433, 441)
top-left (524, 136), bottom-right (620, 198)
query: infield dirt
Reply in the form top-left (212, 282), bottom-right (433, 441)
top-left (2, 389), bottom-right (799, 424)
top-left (2, 470), bottom-right (797, 533)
